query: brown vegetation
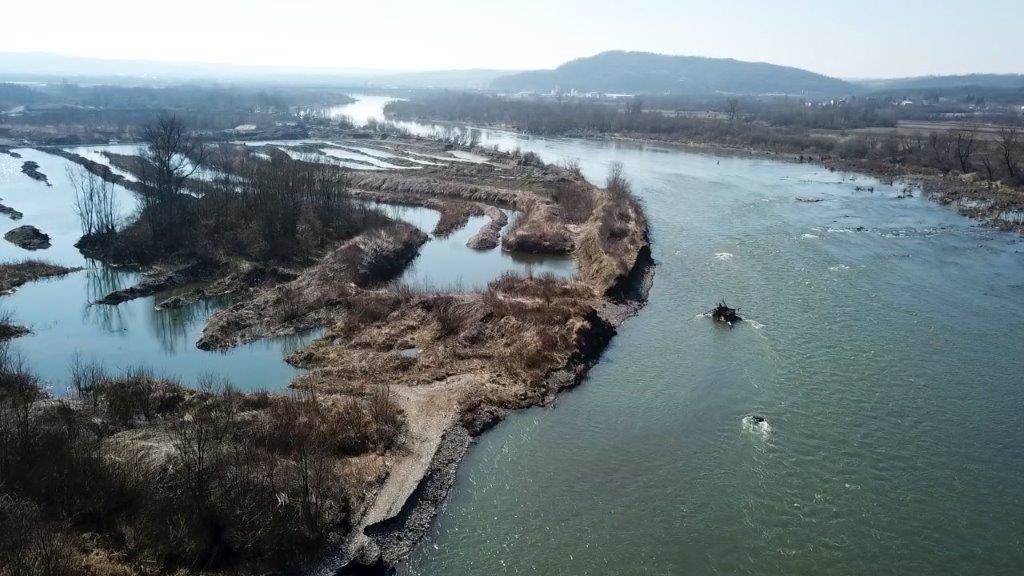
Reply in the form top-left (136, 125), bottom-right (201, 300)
top-left (1, 115), bottom-right (651, 574)
top-left (0, 348), bottom-right (405, 576)
top-left (0, 259), bottom-right (80, 293)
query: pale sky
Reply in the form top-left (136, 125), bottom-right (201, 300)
top-left (3, 0), bottom-right (1021, 78)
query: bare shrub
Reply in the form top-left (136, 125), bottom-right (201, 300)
top-left (67, 166), bottom-right (119, 238)
top-left (366, 384), bottom-right (404, 452)
top-left (432, 296), bottom-right (465, 338)
top-left (69, 352), bottom-right (106, 402)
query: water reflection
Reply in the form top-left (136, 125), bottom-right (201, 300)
top-left (81, 268), bottom-right (133, 332)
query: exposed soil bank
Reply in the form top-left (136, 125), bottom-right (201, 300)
top-left (94, 258), bottom-right (226, 305)
top-left (336, 244), bottom-right (655, 576)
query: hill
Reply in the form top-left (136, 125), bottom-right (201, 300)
top-left (856, 74), bottom-right (1024, 92)
top-left (491, 51), bottom-right (855, 96)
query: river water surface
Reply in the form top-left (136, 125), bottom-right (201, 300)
top-left (384, 120), bottom-right (1024, 575)
top-left (4, 98), bottom-right (1023, 574)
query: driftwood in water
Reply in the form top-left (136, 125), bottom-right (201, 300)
top-left (711, 300), bottom-right (741, 324)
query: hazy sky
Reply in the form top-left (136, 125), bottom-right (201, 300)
top-left (3, 0), bottom-right (1021, 78)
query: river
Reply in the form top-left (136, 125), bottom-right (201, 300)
top-left (4, 97), bottom-right (1024, 574)
top-left (374, 112), bottom-right (1024, 574)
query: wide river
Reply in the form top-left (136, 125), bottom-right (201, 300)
top-left (3, 97), bottom-right (1023, 574)
top-left (384, 113), bottom-right (1024, 574)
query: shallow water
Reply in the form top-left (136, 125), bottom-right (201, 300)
top-left (365, 113), bottom-right (1024, 575)
top-left (0, 137), bottom-right (574, 393)
top-left (374, 203), bottom-right (576, 291)
top-left (0, 149), bottom-right (316, 392)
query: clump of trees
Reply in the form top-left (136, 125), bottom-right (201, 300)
top-left (85, 116), bottom-right (389, 265)
top-left (0, 348), bottom-right (405, 575)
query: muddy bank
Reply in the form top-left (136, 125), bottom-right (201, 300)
top-left (38, 147), bottom-right (151, 195)
top-left (335, 232), bottom-right (654, 576)
top-left (94, 258), bottom-right (227, 305)
top-left (465, 205), bottom-right (507, 250)
top-left (197, 223), bottom-right (428, 350)
top-left (0, 321), bottom-right (30, 339)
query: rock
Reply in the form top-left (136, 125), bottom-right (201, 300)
top-left (4, 225), bottom-right (51, 250)
top-left (710, 300), bottom-right (741, 325)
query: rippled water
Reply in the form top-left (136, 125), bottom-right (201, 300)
top-left (378, 119), bottom-right (1024, 574)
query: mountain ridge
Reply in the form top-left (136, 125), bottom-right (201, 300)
top-left (490, 50), bottom-right (856, 96)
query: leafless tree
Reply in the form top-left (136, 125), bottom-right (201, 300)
top-left (139, 115), bottom-right (206, 198)
top-left (928, 132), bottom-right (954, 173)
top-left (725, 98), bottom-right (740, 123)
top-left (625, 96), bottom-right (644, 116)
top-left (67, 166), bottom-right (119, 238)
top-left (136, 116), bottom-right (206, 248)
top-left (953, 129), bottom-right (976, 173)
top-left (998, 126), bottom-right (1021, 180)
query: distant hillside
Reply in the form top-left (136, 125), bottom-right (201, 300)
top-left (491, 51), bottom-right (855, 96)
top-left (856, 74), bottom-right (1024, 92)
top-left (0, 52), bottom-right (513, 89)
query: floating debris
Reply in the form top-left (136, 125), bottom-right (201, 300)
top-left (710, 300), bottom-right (741, 325)
top-left (742, 413), bottom-right (771, 438)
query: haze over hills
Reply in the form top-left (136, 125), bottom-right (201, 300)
top-left (3, 50), bottom-right (1023, 97)
top-left (490, 51), bottom-right (856, 96)
top-left (0, 52), bottom-right (512, 89)
top-left (853, 74), bottom-right (1024, 92)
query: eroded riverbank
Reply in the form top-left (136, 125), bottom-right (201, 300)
top-left (0, 113), bottom-right (652, 575)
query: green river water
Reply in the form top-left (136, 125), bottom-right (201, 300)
top-left (397, 129), bottom-right (1024, 575)
top-left (2, 98), bottom-right (1022, 574)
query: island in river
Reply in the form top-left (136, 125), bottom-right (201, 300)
top-left (0, 121), bottom-right (652, 575)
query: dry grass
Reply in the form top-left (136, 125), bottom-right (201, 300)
top-left (0, 354), bottom-right (407, 576)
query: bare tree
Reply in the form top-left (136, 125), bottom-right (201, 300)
top-left (953, 129), bottom-right (976, 173)
top-left (136, 116), bottom-right (206, 248)
top-left (998, 126), bottom-right (1021, 181)
top-left (928, 132), bottom-right (954, 173)
top-left (139, 115), bottom-right (205, 197)
top-left (625, 96), bottom-right (644, 116)
top-left (725, 98), bottom-right (740, 123)
top-left (67, 166), bottom-right (119, 238)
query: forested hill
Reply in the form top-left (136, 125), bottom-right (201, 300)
top-left (491, 51), bottom-right (855, 96)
